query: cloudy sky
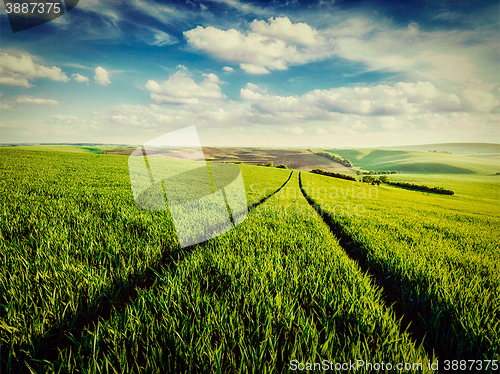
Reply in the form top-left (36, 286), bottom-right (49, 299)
top-left (1, 0), bottom-right (499, 147)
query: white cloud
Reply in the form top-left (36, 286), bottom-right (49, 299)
top-left (141, 27), bottom-right (178, 46)
top-left (250, 16), bottom-right (324, 46)
top-left (202, 73), bottom-right (223, 84)
top-left (351, 121), bottom-right (367, 131)
top-left (240, 64), bottom-right (270, 74)
top-left (327, 19), bottom-right (498, 89)
top-left (132, 0), bottom-right (189, 24)
top-left (0, 103), bottom-right (14, 111)
top-left (94, 67), bottom-right (111, 86)
top-left (96, 79), bottom-right (499, 146)
top-left (15, 96), bottom-right (58, 106)
top-left (395, 81), bottom-right (440, 100)
top-left (379, 116), bottom-right (403, 130)
top-left (0, 52), bottom-right (69, 88)
top-left (324, 18), bottom-right (374, 38)
top-left (145, 69), bottom-right (225, 104)
top-left (223, 66), bottom-right (234, 72)
top-left (47, 115), bottom-right (79, 124)
top-left (463, 90), bottom-right (500, 112)
top-left (184, 18), bottom-right (331, 74)
top-left (208, 0), bottom-right (268, 16)
top-left (72, 73), bottom-right (90, 84)
top-left (286, 126), bottom-right (304, 135)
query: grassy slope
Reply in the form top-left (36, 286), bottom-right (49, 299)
top-left (1, 148), bottom-right (432, 372)
top-left (9, 145), bottom-right (115, 154)
top-left (324, 149), bottom-right (500, 174)
top-left (381, 143), bottom-right (500, 157)
top-left (48, 173), bottom-right (430, 373)
top-left (301, 171), bottom-right (500, 360)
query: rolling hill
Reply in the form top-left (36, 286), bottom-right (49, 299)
top-left (321, 148), bottom-right (500, 174)
top-left (380, 143), bottom-right (500, 158)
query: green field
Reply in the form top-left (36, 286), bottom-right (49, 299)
top-left (1, 145), bottom-right (118, 154)
top-left (1, 147), bottom-right (499, 373)
top-left (320, 148), bottom-right (500, 174)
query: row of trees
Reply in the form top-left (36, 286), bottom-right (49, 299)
top-left (388, 181), bottom-right (454, 195)
top-left (361, 175), bottom-right (454, 195)
top-left (362, 175), bottom-right (390, 185)
top-left (315, 151), bottom-right (353, 167)
top-left (257, 161), bottom-right (274, 167)
top-left (357, 170), bottom-right (401, 175)
top-left (429, 150), bottom-right (452, 154)
top-left (310, 169), bottom-right (357, 181)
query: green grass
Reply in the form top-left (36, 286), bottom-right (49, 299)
top-left (386, 174), bottom-right (500, 204)
top-left (2, 147), bottom-right (498, 372)
top-left (381, 143), bottom-right (500, 157)
top-left (300, 171), bottom-right (500, 360)
top-left (0, 148), bottom-right (435, 373)
top-left (4, 145), bottom-right (118, 154)
top-left (320, 148), bottom-right (500, 174)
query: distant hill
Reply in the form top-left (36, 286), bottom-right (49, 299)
top-left (323, 148), bottom-right (500, 174)
top-left (380, 143), bottom-right (500, 158)
top-left (5, 145), bottom-right (116, 154)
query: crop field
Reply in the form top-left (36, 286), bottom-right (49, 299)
top-left (100, 147), bottom-right (355, 173)
top-left (300, 172), bottom-right (500, 360)
top-left (1, 146), bottom-right (499, 373)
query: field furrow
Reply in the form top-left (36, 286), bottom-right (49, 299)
top-left (0, 149), bottom-right (292, 371)
top-left (299, 171), bottom-right (500, 362)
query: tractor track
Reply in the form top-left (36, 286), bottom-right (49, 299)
top-left (298, 171), bottom-right (437, 362)
top-left (8, 171), bottom-right (295, 373)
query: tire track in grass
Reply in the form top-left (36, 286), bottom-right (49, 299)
top-left (298, 171), bottom-right (436, 361)
top-left (11, 171), bottom-right (294, 372)
top-left (248, 170), bottom-right (293, 209)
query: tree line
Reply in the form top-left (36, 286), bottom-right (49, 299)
top-left (310, 169), bottom-right (357, 181)
top-left (315, 151), bottom-right (353, 167)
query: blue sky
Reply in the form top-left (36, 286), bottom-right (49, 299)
top-left (1, 0), bottom-right (499, 147)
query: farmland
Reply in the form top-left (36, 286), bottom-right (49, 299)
top-left (322, 148), bottom-right (500, 174)
top-left (102, 146), bottom-right (356, 174)
top-left (300, 172), bottom-right (499, 360)
top-left (1, 146), bottom-right (499, 373)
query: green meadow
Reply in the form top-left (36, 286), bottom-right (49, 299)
top-left (1, 146), bottom-right (499, 373)
top-left (322, 148), bottom-right (500, 174)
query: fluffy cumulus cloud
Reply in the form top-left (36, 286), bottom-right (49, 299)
top-left (240, 81), bottom-right (461, 119)
top-left (250, 16), bottom-right (323, 46)
top-left (184, 14), bottom-right (497, 93)
top-left (145, 69), bottom-right (226, 104)
top-left (94, 67), bottom-right (111, 86)
top-left (184, 17), bottom-right (329, 74)
top-left (135, 72), bottom-right (498, 134)
top-left (0, 52), bottom-right (69, 88)
top-left (72, 73), bottom-right (90, 84)
top-left (99, 77), bottom-right (498, 146)
top-left (223, 66), bottom-right (234, 72)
